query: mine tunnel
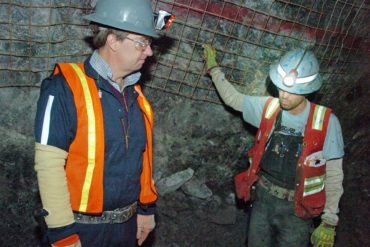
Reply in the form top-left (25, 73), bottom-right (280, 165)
top-left (0, 0), bottom-right (369, 246)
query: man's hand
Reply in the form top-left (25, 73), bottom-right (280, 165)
top-left (137, 214), bottom-right (155, 246)
top-left (311, 222), bottom-right (336, 247)
top-left (202, 44), bottom-right (218, 71)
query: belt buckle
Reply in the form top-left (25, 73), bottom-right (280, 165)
top-left (260, 176), bottom-right (294, 201)
top-left (110, 211), bottom-right (118, 224)
top-left (121, 210), bottom-right (130, 222)
top-left (109, 204), bottom-right (133, 223)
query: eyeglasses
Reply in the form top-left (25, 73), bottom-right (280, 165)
top-left (125, 37), bottom-right (152, 50)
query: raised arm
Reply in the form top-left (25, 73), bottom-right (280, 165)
top-left (203, 44), bottom-right (244, 112)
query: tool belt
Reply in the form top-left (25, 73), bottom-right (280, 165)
top-left (258, 175), bottom-right (295, 201)
top-left (74, 201), bottom-right (137, 224)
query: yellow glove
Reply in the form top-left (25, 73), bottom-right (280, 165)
top-left (311, 222), bottom-right (336, 247)
top-left (137, 214), bottom-right (155, 246)
top-left (202, 44), bottom-right (218, 71)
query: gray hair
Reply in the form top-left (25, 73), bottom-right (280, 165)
top-left (92, 25), bottom-right (129, 49)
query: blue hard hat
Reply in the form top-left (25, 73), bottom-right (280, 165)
top-left (269, 49), bottom-right (322, 94)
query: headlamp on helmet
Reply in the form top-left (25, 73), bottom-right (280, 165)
top-left (281, 68), bottom-right (298, 87)
top-left (154, 10), bottom-right (176, 30)
top-left (277, 49), bottom-right (318, 87)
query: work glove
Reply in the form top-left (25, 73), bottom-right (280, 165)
top-left (202, 44), bottom-right (218, 72)
top-left (137, 214), bottom-right (155, 246)
top-left (52, 234), bottom-right (81, 247)
top-left (311, 222), bottom-right (336, 247)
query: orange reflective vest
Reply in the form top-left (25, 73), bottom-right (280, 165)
top-left (235, 97), bottom-right (331, 218)
top-left (53, 63), bottom-right (157, 213)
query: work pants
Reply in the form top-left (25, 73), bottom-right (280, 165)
top-left (78, 215), bottom-right (137, 247)
top-left (248, 184), bottom-right (312, 247)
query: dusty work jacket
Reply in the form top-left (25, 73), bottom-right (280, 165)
top-left (53, 63), bottom-right (157, 213)
top-left (236, 97), bottom-right (331, 218)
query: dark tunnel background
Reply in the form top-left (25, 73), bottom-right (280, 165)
top-left (0, 0), bottom-right (369, 246)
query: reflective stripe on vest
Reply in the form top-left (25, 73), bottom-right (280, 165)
top-left (264, 98), bottom-right (280, 119)
top-left (301, 104), bottom-right (328, 198)
top-left (69, 64), bottom-right (98, 212)
top-left (303, 174), bottom-right (325, 196)
top-left (312, 105), bottom-right (327, 131)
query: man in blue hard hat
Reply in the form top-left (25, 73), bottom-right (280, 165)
top-left (34, 0), bottom-right (161, 246)
top-left (203, 44), bottom-right (344, 247)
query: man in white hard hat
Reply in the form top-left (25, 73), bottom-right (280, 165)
top-left (203, 44), bottom-right (344, 247)
top-left (34, 0), bottom-right (161, 246)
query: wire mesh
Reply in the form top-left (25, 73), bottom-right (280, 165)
top-left (0, 0), bottom-right (369, 104)
top-left (149, 0), bottom-right (370, 103)
top-left (0, 0), bottom-right (93, 88)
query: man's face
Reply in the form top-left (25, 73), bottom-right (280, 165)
top-left (115, 33), bottom-right (153, 74)
top-left (278, 89), bottom-right (306, 114)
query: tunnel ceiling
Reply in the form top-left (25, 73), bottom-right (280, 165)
top-left (0, 0), bottom-right (369, 105)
